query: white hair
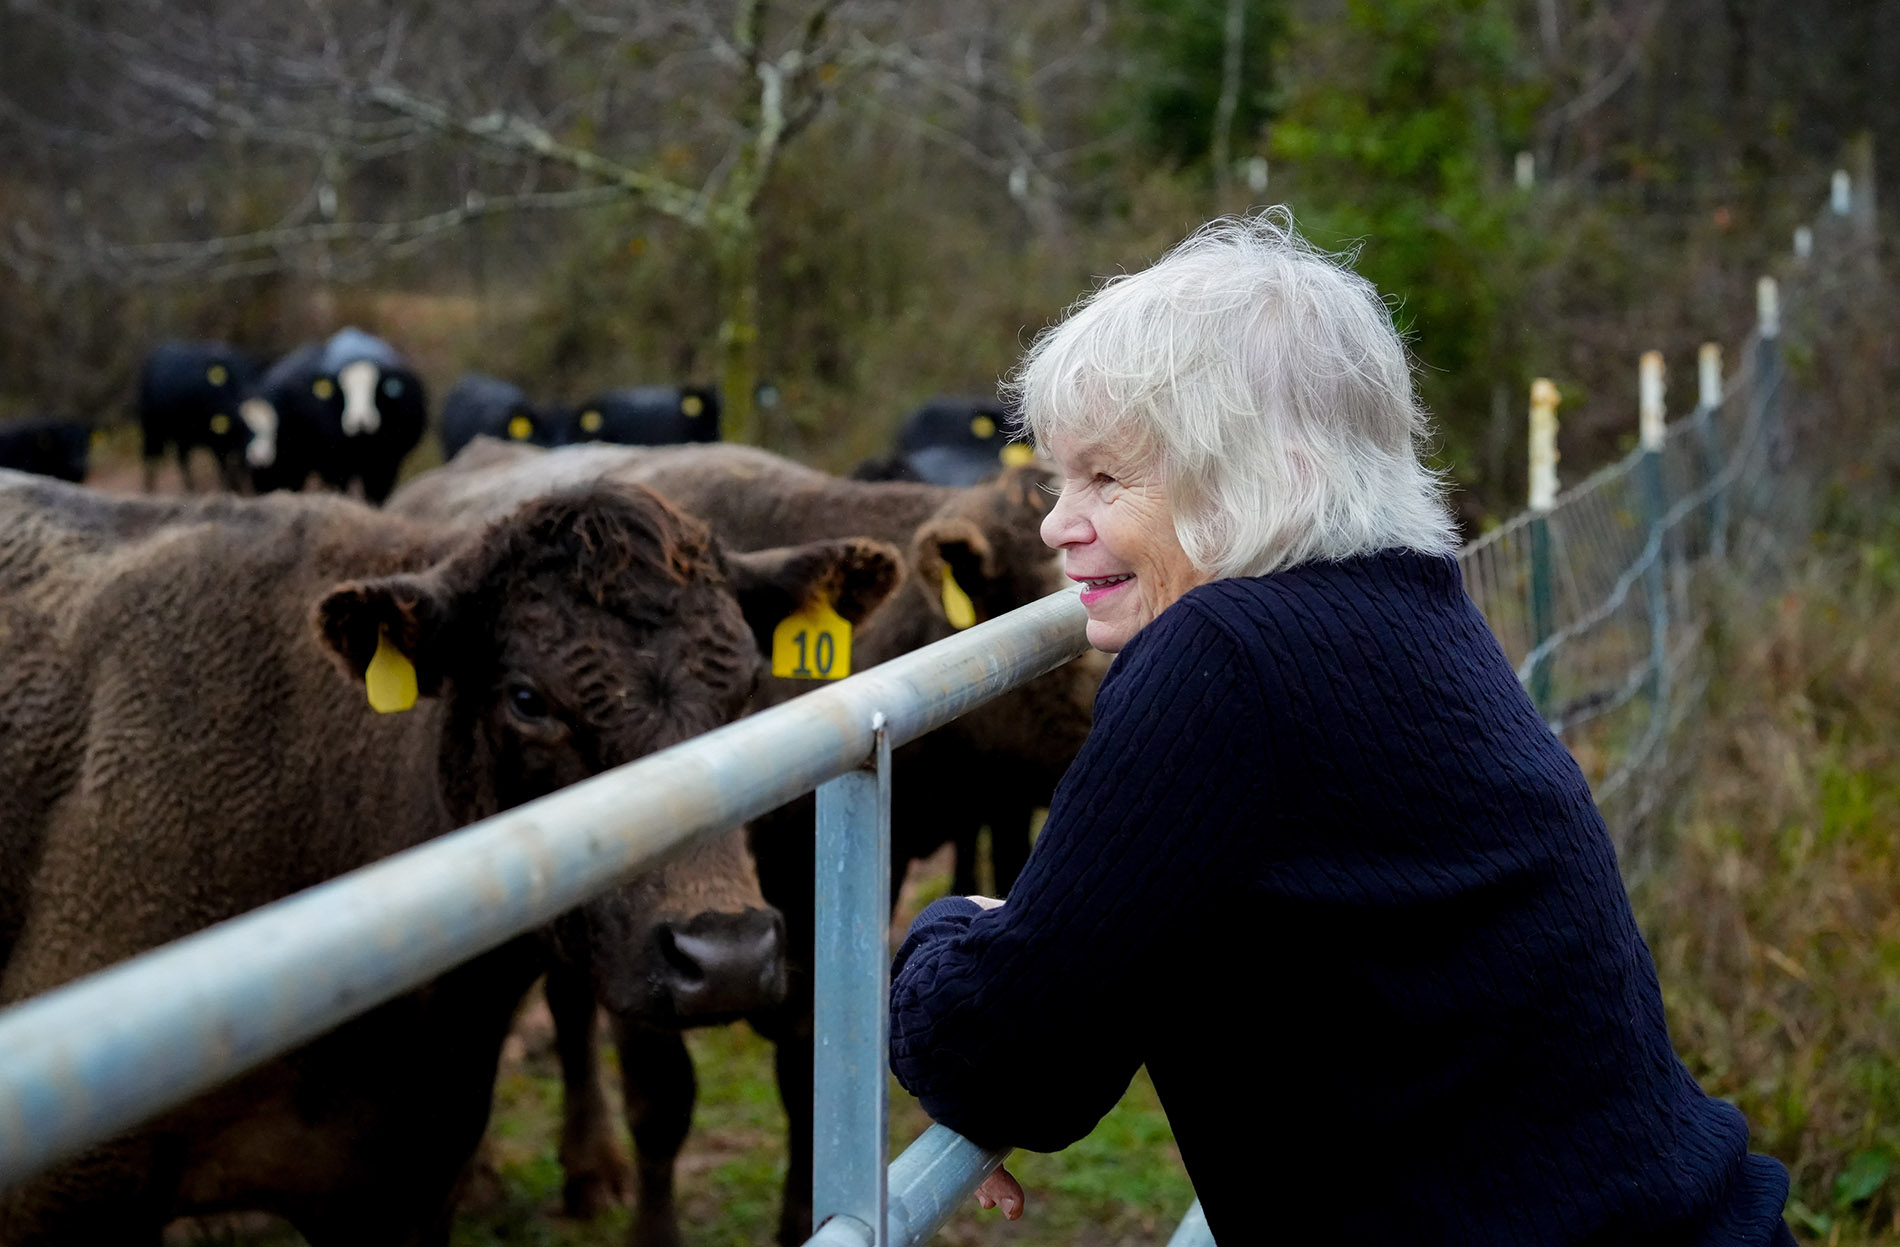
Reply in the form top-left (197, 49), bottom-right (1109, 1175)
top-left (1010, 209), bottom-right (1459, 580)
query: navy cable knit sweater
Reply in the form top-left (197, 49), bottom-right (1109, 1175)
top-left (889, 550), bottom-right (1789, 1244)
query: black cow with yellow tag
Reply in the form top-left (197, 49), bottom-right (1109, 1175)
top-left (137, 340), bottom-right (261, 492)
top-left (562, 385), bottom-right (721, 447)
top-left (441, 373), bottom-right (563, 462)
top-left (244, 330), bottom-right (429, 504)
top-left (851, 395), bottom-right (1037, 486)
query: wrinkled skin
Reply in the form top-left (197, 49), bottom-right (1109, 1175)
top-left (0, 469), bottom-right (898, 1247)
top-left (391, 442), bottom-right (1103, 1246)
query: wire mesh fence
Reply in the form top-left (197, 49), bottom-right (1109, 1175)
top-left (1453, 189), bottom-right (1858, 872)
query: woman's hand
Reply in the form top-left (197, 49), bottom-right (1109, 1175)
top-left (967, 895), bottom-right (1005, 910)
top-left (975, 1165), bottom-right (1025, 1219)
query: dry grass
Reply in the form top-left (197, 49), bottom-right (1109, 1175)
top-left (1633, 534), bottom-right (1900, 1245)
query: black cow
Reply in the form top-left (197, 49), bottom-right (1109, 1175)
top-left (323, 328), bottom-right (428, 503)
top-left (244, 329), bottom-right (429, 504)
top-left (851, 396), bottom-right (1034, 486)
top-left (563, 386), bottom-right (721, 447)
top-left (137, 341), bottom-right (261, 492)
top-left (0, 418), bottom-right (89, 483)
top-left (241, 342), bottom-right (330, 496)
top-left (441, 374), bottom-right (562, 462)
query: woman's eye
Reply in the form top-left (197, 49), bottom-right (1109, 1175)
top-left (509, 685), bottom-right (549, 720)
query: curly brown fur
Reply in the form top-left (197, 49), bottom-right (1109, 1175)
top-left (0, 470), bottom-right (896, 1246)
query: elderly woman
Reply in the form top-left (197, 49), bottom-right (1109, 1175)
top-left (887, 213), bottom-right (1794, 1245)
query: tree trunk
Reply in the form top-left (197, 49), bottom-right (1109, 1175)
top-left (1211, 0), bottom-right (1247, 195)
top-left (714, 222), bottom-right (762, 447)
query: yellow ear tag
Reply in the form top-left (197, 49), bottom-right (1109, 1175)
top-left (209, 414), bottom-right (232, 436)
top-left (970, 414), bottom-right (996, 439)
top-left (1000, 442), bottom-right (1037, 467)
top-left (206, 364), bottom-right (228, 386)
top-left (771, 599), bottom-right (852, 680)
top-left (941, 572), bottom-right (977, 630)
top-left (681, 394), bottom-right (705, 417)
top-left (313, 377), bottom-right (335, 400)
top-left (365, 628), bottom-right (418, 714)
top-left (580, 409), bottom-right (604, 434)
top-left (507, 414), bottom-right (534, 441)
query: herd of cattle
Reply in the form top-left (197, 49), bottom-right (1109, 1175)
top-left (0, 333), bottom-right (1093, 1247)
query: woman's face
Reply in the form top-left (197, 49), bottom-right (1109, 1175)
top-left (1040, 433), bottom-right (1207, 653)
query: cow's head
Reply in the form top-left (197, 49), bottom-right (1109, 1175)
top-left (315, 482), bottom-right (901, 1024)
top-left (912, 462), bottom-right (1105, 775)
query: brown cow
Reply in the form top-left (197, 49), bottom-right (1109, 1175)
top-left (391, 440), bottom-right (1103, 1247)
top-left (0, 469), bottom-right (898, 1246)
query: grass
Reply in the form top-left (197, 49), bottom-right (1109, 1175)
top-left (1628, 533), bottom-right (1900, 1247)
top-left (453, 1018), bottom-right (1192, 1247)
top-left (170, 851), bottom-right (1193, 1247)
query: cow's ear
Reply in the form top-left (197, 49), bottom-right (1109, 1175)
top-left (314, 574), bottom-right (452, 709)
top-left (725, 538), bottom-right (903, 655)
top-left (914, 517), bottom-right (998, 630)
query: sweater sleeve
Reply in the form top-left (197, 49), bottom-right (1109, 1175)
top-left (888, 600), bottom-right (1269, 1152)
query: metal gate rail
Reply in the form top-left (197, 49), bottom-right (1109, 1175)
top-left (0, 581), bottom-right (1213, 1243)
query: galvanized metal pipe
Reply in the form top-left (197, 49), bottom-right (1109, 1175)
top-left (812, 717), bottom-right (892, 1240)
top-left (0, 586), bottom-right (1088, 1189)
top-left (1165, 1199), bottom-right (1215, 1247)
top-left (883, 1123), bottom-right (1010, 1245)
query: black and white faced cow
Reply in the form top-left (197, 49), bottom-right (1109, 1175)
top-left (241, 342), bottom-right (328, 496)
top-left (322, 328), bottom-right (429, 504)
top-left (137, 340), bottom-right (261, 492)
top-left (243, 330), bottom-right (429, 504)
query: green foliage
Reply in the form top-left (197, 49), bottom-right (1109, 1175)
top-left (1116, 0), bottom-right (1286, 171)
top-left (1266, 0), bottom-right (1545, 496)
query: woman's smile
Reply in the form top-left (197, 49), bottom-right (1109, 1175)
top-left (1075, 573), bottom-right (1134, 605)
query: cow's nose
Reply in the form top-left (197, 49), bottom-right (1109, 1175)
top-left (652, 908), bottom-right (787, 1019)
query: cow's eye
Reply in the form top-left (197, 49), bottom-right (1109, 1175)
top-left (508, 683), bottom-right (550, 722)
top-left (383, 377), bottom-right (405, 398)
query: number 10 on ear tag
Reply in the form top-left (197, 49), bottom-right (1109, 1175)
top-left (772, 599), bottom-right (851, 680)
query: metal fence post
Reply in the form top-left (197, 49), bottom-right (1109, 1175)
top-left (812, 713), bottom-right (893, 1244)
top-left (1527, 377), bottom-right (1561, 714)
top-left (1695, 343), bottom-right (1727, 560)
top-left (1637, 350), bottom-right (1671, 718)
top-left (1754, 276), bottom-right (1784, 470)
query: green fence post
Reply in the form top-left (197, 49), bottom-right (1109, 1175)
top-left (1527, 378), bottom-right (1560, 715)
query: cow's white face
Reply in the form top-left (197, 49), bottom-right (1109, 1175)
top-left (338, 360), bottom-right (381, 436)
top-left (240, 398), bottom-right (278, 467)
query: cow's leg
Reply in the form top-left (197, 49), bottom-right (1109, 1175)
top-left (546, 963), bottom-right (630, 1217)
top-left (612, 1019), bottom-right (696, 1247)
top-left (951, 823), bottom-right (982, 897)
top-left (358, 459), bottom-right (403, 507)
top-left (747, 999), bottom-right (814, 1247)
top-left (140, 419), bottom-right (164, 493)
top-left (175, 441), bottom-right (199, 492)
top-left (990, 802), bottom-right (1035, 897)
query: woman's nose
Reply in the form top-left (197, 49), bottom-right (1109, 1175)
top-left (1040, 489), bottom-right (1091, 551)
